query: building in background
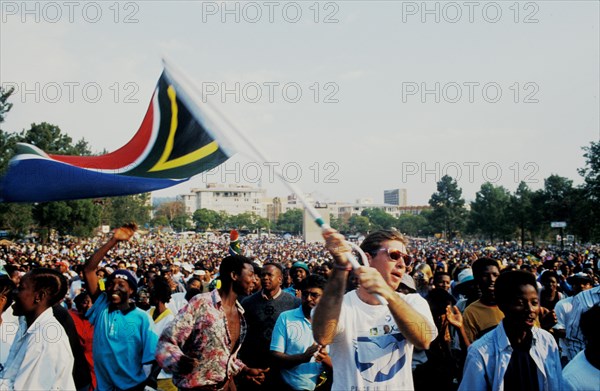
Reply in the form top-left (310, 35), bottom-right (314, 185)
top-left (178, 185), bottom-right (428, 226)
top-left (384, 188), bottom-right (408, 206)
top-left (181, 183), bottom-right (268, 217)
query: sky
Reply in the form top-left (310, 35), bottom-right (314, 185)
top-left (1, 0), bottom-right (598, 206)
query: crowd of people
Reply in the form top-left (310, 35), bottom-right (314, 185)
top-left (0, 226), bottom-right (598, 390)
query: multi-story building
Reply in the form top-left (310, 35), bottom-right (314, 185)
top-left (384, 188), bottom-right (408, 206)
top-left (181, 183), bottom-right (268, 217)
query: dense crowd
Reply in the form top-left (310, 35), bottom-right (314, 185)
top-left (0, 229), bottom-right (598, 390)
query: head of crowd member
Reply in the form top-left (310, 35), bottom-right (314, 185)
top-left (567, 272), bottom-right (594, 295)
top-left (320, 261), bottom-right (333, 279)
top-left (454, 268), bottom-right (479, 301)
top-left (398, 273), bottom-right (417, 295)
top-left (3, 264), bottom-right (21, 287)
top-left (96, 268), bottom-right (107, 280)
top-left (360, 229), bottom-right (411, 291)
top-left (127, 262), bottom-right (138, 276)
top-left (160, 265), bottom-right (171, 278)
top-left (433, 271), bottom-right (452, 292)
top-left (150, 275), bottom-right (172, 308)
top-left (472, 257), bottom-right (501, 305)
top-left (412, 263), bottom-right (432, 293)
top-left (219, 255), bottom-right (255, 297)
top-left (251, 262), bottom-right (263, 293)
top-left (105, 269), bottom-right (138, 310)
top-left (171, 262), bottom-right (181, 276)
top-left (55, 261), bottom-right (69, 275)
top-left (539, 270), bottom-right (559, 295)
top-left (282, 268), bottom-right (292, 289)
top-left (290, 261), bottom-right (310, 289)
top-left (0, 275), bottom-right (16, 324)
top-left (301, 274), bottom-right (327, 318)
top-left (580, 305), bottom-right (600, 360)
top-left (494, 270), bottom-right (539, 333)
top-left (560, 263), bottom-right (572, 279)
top-left (12, 268), bottom-right (68, 327)
top-left (187, 276), bottom-right (203, 291)
top-left (117, 260), bottom-right (127, 270)
top-left (73, 291), bottom-right (93, 317)
top-left (136, 288), bottom-right (151, 311)
top-left (261, 263), bottom-right (283, 297)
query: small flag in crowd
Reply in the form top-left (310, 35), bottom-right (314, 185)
top-left (229, 229), bottom-right (241, 256)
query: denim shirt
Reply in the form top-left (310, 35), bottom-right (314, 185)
top-left (459, 321), bottom-right (563, 391)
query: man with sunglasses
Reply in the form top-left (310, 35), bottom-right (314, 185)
top-left (313, 229), bottom-right (437, 391)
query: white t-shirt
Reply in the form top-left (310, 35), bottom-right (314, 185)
top-left (553, 296), bottom-right (573, 357)
top-left (562, 350), bottom-right (600, 391)
top-left (329, 291), bottom-right (437, 391)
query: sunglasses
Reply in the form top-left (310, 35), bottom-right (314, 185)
top-left (377, 248), bottom-right (412, 266)
top-left (302, 291), bottom-right (322, 299)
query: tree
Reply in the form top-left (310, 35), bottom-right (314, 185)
top-left (347, 215), bottom-right (371, 234)
top-left (428, 175), bottom-right (467, 239)
top-left (18, 122), bottom-right (90, 155)
top-left (276, 209), bottom-right (303, 234)
top-left (69, 199), bottom-right (101, 237)
top-left (329, 213), bottom-right (348, 232)
top-left (171, 214), bottom-right (192, 231)
top-left (510, 182), bottom-right (534, 246)
top-left (106, 194), bottom-right (152, 227)
top-left (397, 213), bottom-right (430, 237)
top-left (0, 87), bottom-right (16, 176)
top-left (34, 200), bottom-right (100, 239)
top-left (153, 200), bottom-right (189, 231)
top-left (154, 201), bottom-right (187, 222)
top-left (578, 141), bottom-right (600, 241)
top-left (193, 208), bottom-right (223, 231)
top-left (468, 183), bottom-right (513, 242)
top-left (579, 141), bottom-right (600, 203)
top-left (229, 212), bottom-right (264, 231)
top-left (0, 86), bottom-right (14, 124)
top-left (361, 208), bottom-right (396, 230)
top-left (0, 203), bottom-right (33, 237)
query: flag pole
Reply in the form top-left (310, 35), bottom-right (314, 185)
top-left (162, 58), bottom-right (387, 304)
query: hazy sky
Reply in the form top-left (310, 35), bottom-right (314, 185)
top-left (1, 1), bottom-right (598, 205)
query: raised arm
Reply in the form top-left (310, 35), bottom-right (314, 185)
top-left (84, 223), bottom-right (136, 300)
top-left (312, 229), bottom-right (352, 346)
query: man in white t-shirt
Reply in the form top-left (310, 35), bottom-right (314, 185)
top-left (313, 229), bottom-right (437, 391)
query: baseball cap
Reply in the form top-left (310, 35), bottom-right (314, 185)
top-left (107, 269), bottom-right (138, 291)
top-left (400, 274), bottom-right (416, 292)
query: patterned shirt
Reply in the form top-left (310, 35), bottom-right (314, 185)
top-left (155, 289), bottom-right (247, 389)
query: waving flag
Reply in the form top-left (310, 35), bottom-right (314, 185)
top-left (0, 65), bottom-right (234, 202)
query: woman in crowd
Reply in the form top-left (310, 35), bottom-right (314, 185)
top-left (0, 268), bottom-right (75, 390)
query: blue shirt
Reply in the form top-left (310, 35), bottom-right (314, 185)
top-left (270, 307), bottom-right (324, 390)
top-left (87, 292), bottom-right (158, 391)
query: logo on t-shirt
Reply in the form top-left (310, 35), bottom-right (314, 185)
top-left (354, 326), bottom-right (407, 384)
